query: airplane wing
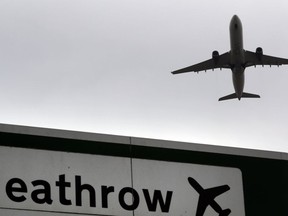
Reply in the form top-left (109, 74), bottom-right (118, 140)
top-left (245, 50), bottom-right (288, 67)
top-left (195, 199), bottom-right (208, 216)
top-left (171, 52), bottom-right (231, 74)
top-left (205, 184), bottom-right (230, 199)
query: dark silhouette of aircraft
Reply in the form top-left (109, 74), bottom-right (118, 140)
top-left (188, 177), bottom-right (231, 216)
top-left (172, 15), bottom-right (288, 101)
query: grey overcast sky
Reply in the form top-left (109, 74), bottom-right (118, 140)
top-left (1, 0), bottom-right (288, 152)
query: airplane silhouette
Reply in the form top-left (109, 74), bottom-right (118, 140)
top-left (188, 177), bottom-right (231, 216)
top-left (172, 15), bottom-right (288, 101)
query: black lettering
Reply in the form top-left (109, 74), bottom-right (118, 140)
top-left (31, 180), bottom-right (53, 204)
top-left (118, 187), bottom-right (139, 211)
top-left (75, 176), bottom-right (96, 207)
top-left (142, 189), bottom-right (173, 213)
top-left (6, 178), bottom-right (27, 202)
top-left (101, 186), bottom-right (114, 208)
top-left (56, 174), bottom-right (72, 205)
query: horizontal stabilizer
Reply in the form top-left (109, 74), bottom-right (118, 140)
top-left (241, 92), bottom-right (260, 99)
top-left (218, 93), bottom-right (238, 101)
top-left (219, 92), bottom-right (260, 101)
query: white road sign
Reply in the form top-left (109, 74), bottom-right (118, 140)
top-left (0, 146), bottom-right (245, 216)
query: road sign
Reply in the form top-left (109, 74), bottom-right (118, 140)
top-left (0, 124), bottom-right (287, 215)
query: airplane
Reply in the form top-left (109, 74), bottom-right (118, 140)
top-left (188, 177), bottom-right (231, 216)
top-left (171, 15), bottom-right (288, 101)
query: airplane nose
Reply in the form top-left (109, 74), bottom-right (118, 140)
top-left (230, 15), bottom-right (242, 30)
top-left (231, 15), bottom-right (241, 25)
top-left (232, 15), bottom-right (239, 21)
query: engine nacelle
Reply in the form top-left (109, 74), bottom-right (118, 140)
top-left (256, 47), bottom-right (263, 60)
top-left (212, 50), bottom-right (219, 63)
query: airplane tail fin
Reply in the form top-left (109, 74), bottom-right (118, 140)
top-left (218, 92), bottom-right (260, 101)
top-left (219, 209), bottom-right (231, 216)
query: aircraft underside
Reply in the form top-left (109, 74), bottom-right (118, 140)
top-left (171, 15), bottom-right (288, 101)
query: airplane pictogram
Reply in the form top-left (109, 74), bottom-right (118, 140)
top-left (188, 177), bottom-right (231, 216)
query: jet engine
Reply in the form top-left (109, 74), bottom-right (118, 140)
top-left (256, 47), bottom-right (263, 60)
top-left (212, 50), bottom-right (219, 63)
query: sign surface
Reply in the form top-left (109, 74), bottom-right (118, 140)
top-left (0, 146), bottom-right (245, 216)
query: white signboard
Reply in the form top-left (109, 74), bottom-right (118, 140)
top-left (0, 146), bottom-right (245, 216)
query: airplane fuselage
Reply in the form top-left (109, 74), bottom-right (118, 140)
top-left (229, 15), bottom-right (245, 99)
